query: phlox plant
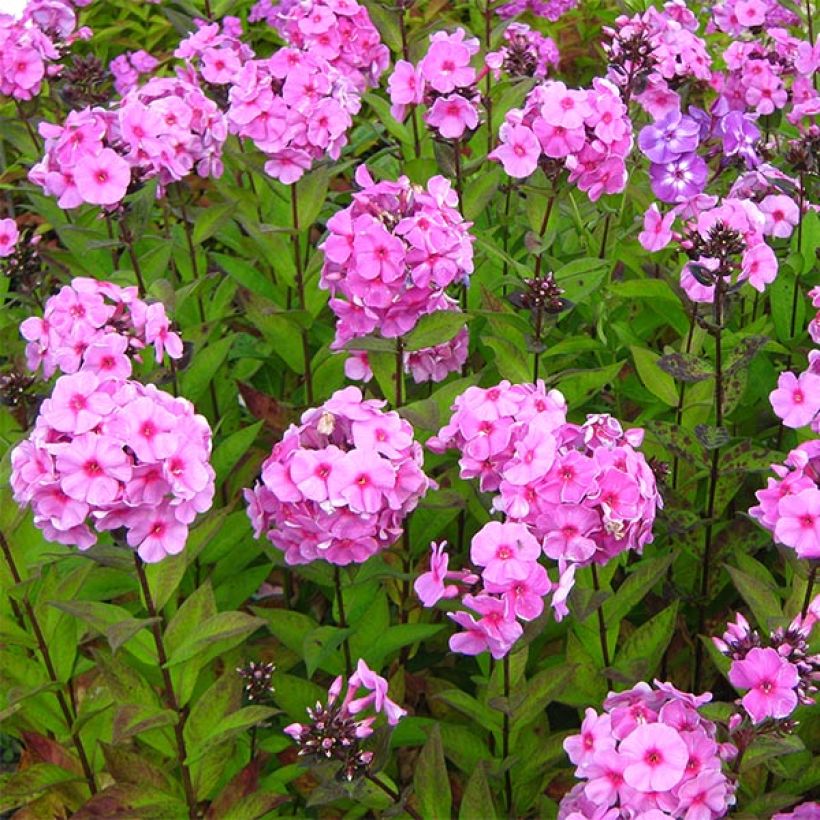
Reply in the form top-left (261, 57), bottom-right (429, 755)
top-left (0, 0), bottom-right (819, 818)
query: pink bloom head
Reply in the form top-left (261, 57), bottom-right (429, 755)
top-left (246, 387), bottom-right (433, 566)
top-left (11, 378), bottom-right (214, 561)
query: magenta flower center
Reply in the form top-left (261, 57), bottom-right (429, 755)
top-left (84, 459), bottom-right (102, 476)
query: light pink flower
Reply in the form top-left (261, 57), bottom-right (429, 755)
top-left (728, 646), bottom-right (799, 723)
top-left (769, 371), bottom-right (820, 429)
top-left (773, 488), bottom-right (820, 560)
top-left (490, 123), bottom-right (540, 177)
top-left (73, 148), bottom-right (131, 206)
top-left (470, 520), bottom-right (541, 585)
top-left (426, 94), bottom-right (479, 140)
top-left (638, 205), bottom-right (675, 252)
top-left (619, 723), bottom-right (688, 792)
top-left (0, 218), bottom-right (19, 257)
top-left (56, 433), bottom-right (131, 505)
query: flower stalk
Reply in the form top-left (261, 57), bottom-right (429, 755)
top-left (0, 529), bottom-right (98, 796)
top-left (133, 553), bottom-right (197, 819)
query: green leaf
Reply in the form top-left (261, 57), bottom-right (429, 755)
top-left (164, 580), bottom-right (218, 656)
top-left (0, 763), bottom-right (80, 809)
top-left (695, 424), bottom-right (730, 450)
top-left (166, 611), bottom-right (266, 666)
top-left (364, 92), bottom-right (413, 145)
top-left (435, 690), bottom-right (502, 733)
top-left (724, 564), bottom-right (782, 632)
top-left (181, 334), bottom-right (235, 403)
top-left (631, 346), bottom-right (680, 406)
top-left (211, 421), bottom-right (263, 484)
top-left (511, 665), bottom-right (576, 732)
top-left (302, 625), bottom-right (348, 678)
top-left (112, 703), bottom-right (177, 743)
top-left (414, 723), bottom-right (451, 820)
top-left (193, 202), bottom-right (234, 245)
top-left (556, 361), bottom-right (624, 406)
top-left (404, 311), bottom-right (469, 352)
top-left (463, 167), bottom-right (502, 221)
top-left (254, 607), bottom-right (318, 656)
top-left (296, 165), bottom-right (330, 228)
top-left (657, 352), bottom-right (714, 383)
top-left (609, 279), bottom-right (679, 302)
top-left (99, 743), bottom-right (177, 794)
top-left (212, 252), bottom-right (278, 302)
top-left (725, 335), bottom-right (769, 375)
top-left (554, 257), bottom-right (608, 305)
top-left (459, 761), bottom-right (496, 820)
top-left (614, 602), bottom-right (678, 681)
top-left (603, 554), bottom-right (674, 625)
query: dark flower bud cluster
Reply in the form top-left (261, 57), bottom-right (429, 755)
top-left (236, 660), bottom-right (275, 703)
top-left (684, 221), bottom-right (745, 284)
top-left (786, 126), bottom-right (820, 177)
top-left (287, 698), bottom-right (375, 782)
top-left (59, 54), bottom-right (111, 108)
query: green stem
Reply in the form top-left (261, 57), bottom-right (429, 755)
top-left (502, 654), bottom-right (513, 814)
top-left (397, 6), bottom-right (421, 159)
top-left (119, 221), bottom-right (147, 296)
top-left (0, 530), bottom-right (97, 796)
top-left (672, 304), bottom-right (698, 490)
top-left (694, 276), bottom-right (724, 692)
top-left (802, 564), bottom-right (817, 619)
top-left (133, 553), bottom-right (197, 819)
top-left (291, 181), bottom-right (314, 405)
top-left (531, 194), bottom-right (557, 381)
top-left (484, 2), bottom-right (494, 159)
top-left (334, 566), bottom-right (353, 678)
top-left (591, 563), bottom-right (613, 690)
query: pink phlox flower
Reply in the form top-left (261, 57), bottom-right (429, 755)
top-left (728, 646), bottom-right (800, 723)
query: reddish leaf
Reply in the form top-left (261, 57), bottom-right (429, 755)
top-left (237, 382), bottom-right (294, 435)
top-left (21, 732), bottom-right (82, 776)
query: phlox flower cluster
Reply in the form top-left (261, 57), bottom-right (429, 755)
top-left (319, 165), bottom-right (474, 381)
top-left (603, 3), bottom-right (712, 120)
top-left (490, 77), bottom-right (633, 201)
top-left (226, 49), bottom-right (359, 185)
top-left (494, 412), bottom-right (661, 566)
top-left (718, 31), bottom-right (820, 125)
top-left (249, 0), bottom-right (389, 92)
top-left (769, 289), bottom-right (820, 434)
top-left (0, 217), bottom-right (19, 258)
top-left (559, 681), bottom-right (736, 820)
top-left (109, 50), bottom-right (159, 96)
top-left (10, 373), bottom-right (215, 561)
top-left (0, 0), bottom-right (91, 102)
top-left (749, 440), bottom-right (820, 561)
top-left (284, 658), bottom-right (405, 781)
top-left (415, 524), bottom-right (552, 659)
top-left (714, 608), bottom-right (819, 724)
top-left (244, 386), bottom-right (433, 566)
top-left (429, 382), bottom-right (661, 612)
top-left (639, 196), bottom-right (783, 303)
top-left (20, 277), bottom-right (182, 380)
top-left (30, 75), bottom-right (227, 207)
top-left (712, 0), bottom-right (799, 38)
top-left (485, 23), bottom-right (559, 81)
top-left (174, 16), bottom-right (253, 88)
top-left (388, 28), bottom-right (482, 141)
top-left (495, 0), bottom-right (578, 21)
